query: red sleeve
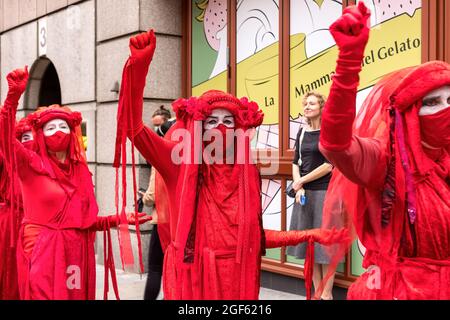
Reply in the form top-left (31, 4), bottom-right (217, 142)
top-left (320, 136), bottom-right (387, 188)
top-left (0, 107), bottom-right (32, 169)
top-left (319, 54), bottom-right (387, 188)
top-left (133, 126), bottom-right (178, 182)
top-left (264, 230), bottom-right (308, 249)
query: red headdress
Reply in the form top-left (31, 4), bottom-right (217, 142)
top-left (15, 117), bottom-right (32, 141)
top-left (27, 105), bottom-right (85, 164)
top-left (26, 105), bottom-right (86, 199)
top-left (321, 61), bottom-right (450, 295)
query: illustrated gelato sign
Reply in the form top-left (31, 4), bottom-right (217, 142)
top-left (192, 9), bottom-right (422, 125)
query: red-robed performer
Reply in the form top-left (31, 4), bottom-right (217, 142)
top-left (0, 104), bottom-right (35, 300)
top-left (115, 30), bottom-right (350, 300)
top-left (319, 2), bottom-right (450, 300)
top-left (0, 68), bottom-right (151, 300)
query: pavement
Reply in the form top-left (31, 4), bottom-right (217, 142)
top-left (95, 265), bottom-right (304, 300)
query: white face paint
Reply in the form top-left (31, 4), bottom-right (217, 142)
top-left (419, 85), bottom-right (450, 116)
top-left (21, 131), bottom-right (33, 143)
top-left (43, 119), bottom-right (71, 137)
top-left (204, 108), bottom-right (235, 130)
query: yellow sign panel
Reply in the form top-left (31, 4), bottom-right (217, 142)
top-left (192, 10), bottom-right (422, 125)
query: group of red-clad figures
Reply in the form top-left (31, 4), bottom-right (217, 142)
top-left (0, 3), bottom-right (448, 300)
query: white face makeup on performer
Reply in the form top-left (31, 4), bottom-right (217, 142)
top-left (420, 85), bottom-right (450, 116)
top-left (204, 108), bottom-right (235, 130)
top-left (21, 131), bottom-right (33, 143)
top-left (43, 119), bottom-right (71, 137)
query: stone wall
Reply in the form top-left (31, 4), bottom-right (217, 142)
top-left (0, 0), bottom-right (182, 273)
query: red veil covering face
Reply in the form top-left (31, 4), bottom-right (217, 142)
top-left (321, 61), bottom-right (450, 300)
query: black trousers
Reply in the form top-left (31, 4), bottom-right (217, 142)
top-left (143, 225), bottom-right (164, 300)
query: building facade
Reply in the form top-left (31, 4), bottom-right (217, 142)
top-left (1, 0), bottom-right (449, 294)
top-left (0, 0), bottom-right (183, 273)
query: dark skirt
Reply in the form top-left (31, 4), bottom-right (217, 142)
top-left (286, 189), bottom-right (331, 264)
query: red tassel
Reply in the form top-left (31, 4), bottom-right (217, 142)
top-left (128, 66), bottom-right (144, 273)
top-left (103, 221), bottom-right (109, 300)
top-left (102, 219), bottom-right (120, 300)
top-left (107, 223), bottom-right (120, 300)
top-left (304, 239), bottom-right (315, 300)
top-left (113, 59), bottom-right (148, 272)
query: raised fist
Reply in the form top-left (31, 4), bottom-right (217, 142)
top-left (330, 1), bottom-right (371, 59)
top-left (129, 29), bottom-right (156, 65)
top-left (6, 66), bottom-right (29, 100)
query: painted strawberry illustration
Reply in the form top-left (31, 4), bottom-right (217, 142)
top-left (197, 0), bottom-right (228, 51)
top-left (370, 0), bottom-right (421, 23)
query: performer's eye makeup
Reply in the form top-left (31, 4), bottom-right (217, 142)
top-left (422, 97), bottom-right (440, 107)
top-left (223, 116), bottom-right (234, 126)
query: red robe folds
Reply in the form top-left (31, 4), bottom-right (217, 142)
top-left (0, 153), bottom-right (21, 300)
top-left (13, 144), bottom-right (99, 300)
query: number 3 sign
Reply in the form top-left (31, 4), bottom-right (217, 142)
top-left (38, 18), bottom-right (47, 57)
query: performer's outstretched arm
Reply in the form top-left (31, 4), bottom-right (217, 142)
top-left (0, 67), bottom-right (32, 167)
top-left (119, 30), bottom-right (178, 180)
top-left (319, 3), bottom-right (386, 188)
top-left (264, 228), bottom-right (349, 249)
top-left (91, 212), bottom-right (152, 231)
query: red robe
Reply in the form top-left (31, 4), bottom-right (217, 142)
top-left (0, 106), bottom-right (112, 300)
top-left (320, 61), bottom-right (450, 300)
top-left (12, 143), bottom-right (99, 300)
top-left (133, 125), bottom-right (328, 300)
top-left (0, 154), bottom-right (21, 300)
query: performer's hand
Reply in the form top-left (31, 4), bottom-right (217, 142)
top-left (5, 66), bottom-right (29, 106)
top-left (124, 30), bottom-right (156, 136)
top-left (307, 227), bottom-right (350, 245)
top-left (129, 29), bottom-right (156, 67)
top-left (126, 212), bottom-right (152, 225)
top-left (330, 1), bottom-right (370, 60)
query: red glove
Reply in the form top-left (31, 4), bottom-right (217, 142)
top-left (330, 2), bottom-right (371, 64)
top-left (304, 227), bottom-right (350, 245)
top-left (127, 30), bottom-right (157, 137)
top-left (3, 67), bottom-right (29, 111)
top-left (94, 213), bottom-right (152, 231)
top-left (264, 228), bottom-right (350, 249)
top-left (321, 2), bottom-right (371, 152)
